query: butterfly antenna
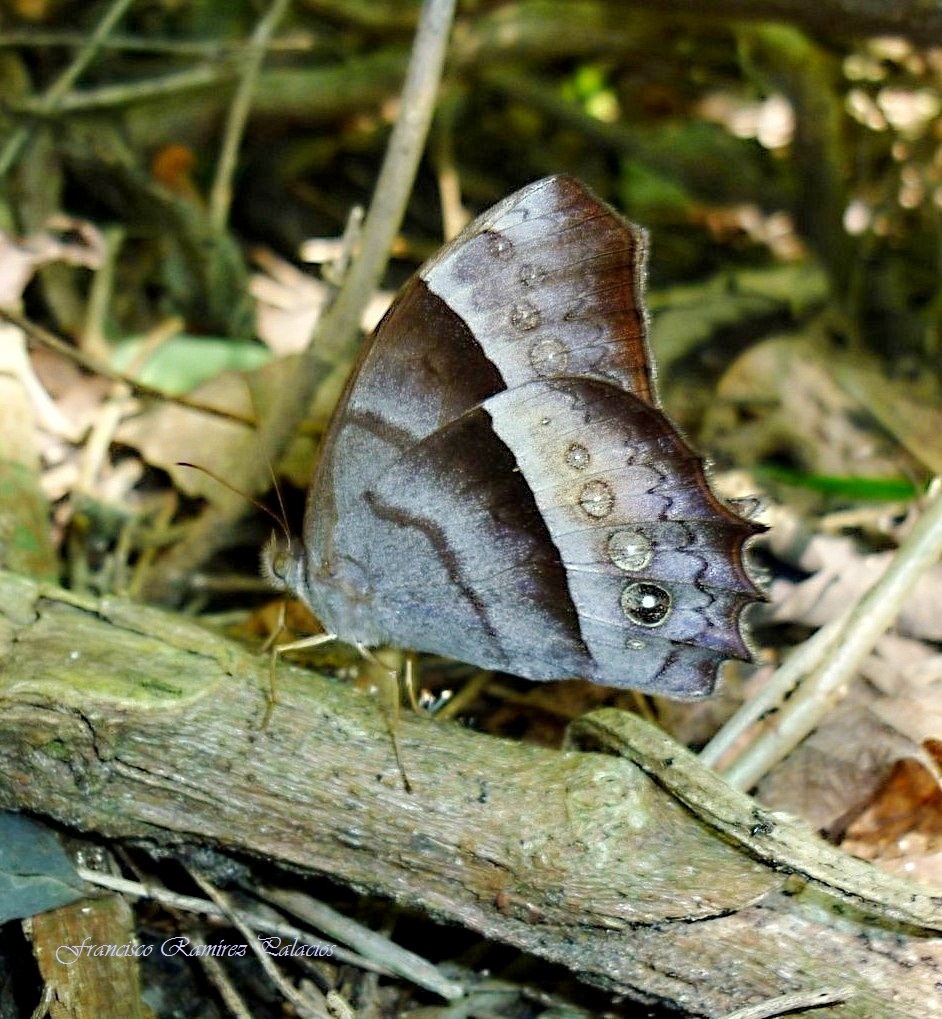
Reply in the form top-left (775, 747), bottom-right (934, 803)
top-left (264, 453), bottom-right (293, 544)
top-left (176, 461), bottom-right (290, 540)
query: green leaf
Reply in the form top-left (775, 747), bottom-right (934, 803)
top-left (756, 465), bottom-right (917, 502)
top-left (110, 335), bottom-right (271, 395)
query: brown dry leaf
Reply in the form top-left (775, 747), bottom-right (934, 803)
top-left (841, 741), bottom-right (942, 888)
top-left (2, 335), bottom-right (93, 454)
top-left (755, 702), bottom-right (918, 832)
top-left (835, 355), bottom-right (942, 475)
top-left (237, 596), bottom-right (322, 644)
top-left (113, 350), bottom-right (341, 509)
top-left (754, 504), bottom-right (942, 819)
top-left (251, 249), bottom-right (392, 357)
top-left (764, 514), bottom-right (942, 643)
top-left (753, 495), bottom-right (942, 853)
top-left (863, 633), bottom-right (942, 720)
top-left (0, 218), bottom-right (104, 308)
top-left (756, 603), bottom-right (942, 862)
top-left (115, 370), bottom-right (261, 504)
top-left (704, 333), bottom-right (908, 477)
top-left (0, 221), bottom-right (108, 456)
top-left (30, 347), bottom-right (111, 441)
top-left (250, 250), bottom-right (332, 356)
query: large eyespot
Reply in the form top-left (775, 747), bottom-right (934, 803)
top-left (620, 582), bottom-right (672, 627)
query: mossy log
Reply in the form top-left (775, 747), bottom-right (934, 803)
top-left (1, 571), bottom-right (940, 1017)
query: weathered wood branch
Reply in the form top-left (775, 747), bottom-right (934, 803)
top-left (1, 571), bottom-right (940, 1017)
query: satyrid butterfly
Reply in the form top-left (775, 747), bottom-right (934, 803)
top-left (264, 176), bottom-right (763, 698)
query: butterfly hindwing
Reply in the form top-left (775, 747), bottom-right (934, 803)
top-left (485, 377), bottom-right (762, 696)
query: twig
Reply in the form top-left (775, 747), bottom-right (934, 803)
top-left (313, 0), bottom-right (458, 361)
top-left (261, 888), bottom-right (465, 1001)
top-left (191, 873), bottom-right (334, 1019)
top-left (1, 308), bottom-right (257, 428)
top-left (210, 0), bottom-right (293, 233)
top-left (190, 934), bottom-right (255, 1019)
top-left (81, 225), bottom-right (125, 361)
top-left (7, 65), bottom-right (233, 114)
top-left (75, 867), bottom-right (385, 974)
top-left (78, 864), bottom-right (461, 1000)
top-left (719, 985), bottom-right (855, 1019)
top-left (142, 0), bottom-right (458, 599)
top-left (0, 31), bottom-right (318, 57)
top-left (433, 90), bottom-right (467, 241)
top-left (697, 611), bottom-right (848, 769)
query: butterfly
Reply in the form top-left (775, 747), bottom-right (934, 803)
top-left (263, 175), bottom-right (763, 698)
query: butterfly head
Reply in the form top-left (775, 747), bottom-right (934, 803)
top-left (260, 532), bottom-right (307, 599)
top-left (261, 532), bottom-right (388, 648)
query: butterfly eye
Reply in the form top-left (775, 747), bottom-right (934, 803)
top-left (260, 534), bottom-right (290, 588)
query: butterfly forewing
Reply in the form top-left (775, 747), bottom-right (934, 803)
top-left (421, 175), bottom-right (655, 402)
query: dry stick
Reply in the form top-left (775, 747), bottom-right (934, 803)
top-left (144, 0), bottom-right (458, 599)
top-left (210, 0), bottom-right (292, 233)
top-left (75, 317), bottom-right (185, 524)
top-left (570, 706), bottom-right (942, 932)
top-left (189, 935), bottom-right (255, 1019)
top-left (0, 31), bottom-right (314, 57)
top-left (433, 90), bottom-right (467, 242)
top-left (0, 0), bottom-right (136, 178)
top-left (713, 479), bottom-right (942, 792)
top-left (1, 309), bottom-right (256, 427)
top-left (82, 225), bottom-right (125, 360)
top-left (191, 873), bottom-right (335, 1019)
top-left (75, 868), bottom-right (394, 977)
top-left (76, 866), bottom-right (463, 1000)
top-left (8, 64), bottom-right (232, 114)
top-left (312, 0), bottom-right (459, 364)
top-left (4, 575), bottom-right (938, 1010)
top-left (698, 609), bottom-right (847, 770)
top-left (261, 889), bottom-right (465, 1001)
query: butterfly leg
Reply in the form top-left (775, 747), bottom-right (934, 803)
top-left (262, 601), bottom-right (337, 725)
top-left (356, 645), bottom-right (413, 794)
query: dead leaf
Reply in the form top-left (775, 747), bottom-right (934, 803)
top-left (0, 218), bottom-right (104, 308)
top-left (704, 333), bottom-right (915, 480)
top-left (841, 743), bottom-right (942, 888)
top-left (764, 516), bottom-right (942, 643)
